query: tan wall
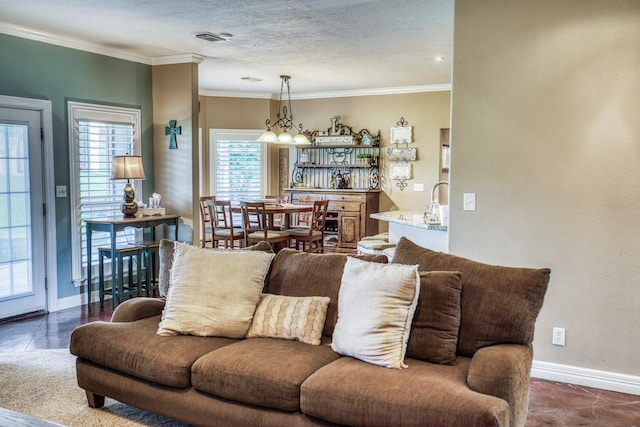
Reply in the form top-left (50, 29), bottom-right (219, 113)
top-left (152, 63), bottom-right (199, 243)
top-left (451, 0), bottom-right (640, 374)
top-left (200, 91), bottom-right (452, 226)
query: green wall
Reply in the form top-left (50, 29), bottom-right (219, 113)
top-left (0, 33), bottom-right (154, 299)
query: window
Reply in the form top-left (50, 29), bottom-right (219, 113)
top-left (209, 130), bottom-right (266, 201)
top-left (68, 101), bottom-right (141, 286)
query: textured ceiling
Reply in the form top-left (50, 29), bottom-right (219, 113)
top-left (0, 0), bottom-right (453, 97)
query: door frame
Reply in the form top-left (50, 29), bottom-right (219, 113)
top-left (0, 95), bottom-right (57, 313)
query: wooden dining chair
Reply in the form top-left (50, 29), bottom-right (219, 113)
top-left (241, 201), bottom-right (290, 251)
top-left (207, 199), bottom-right (245, 249)
top-left (291, 195), bottom-right (319, 228)
top-left (199, 195), bottom-right (216, 247)
top-left (287, 200), bottom-right (329, 253)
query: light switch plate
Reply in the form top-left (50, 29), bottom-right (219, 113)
top-left (413, 183), bottom-right (424, 192)
top-left (56, 185), bottom-right (67, 198)
top-left (463, 193), bottom-right (476, 211)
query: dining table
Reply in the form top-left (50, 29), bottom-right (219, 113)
top-left (233, 202), bottom-right (313, 230)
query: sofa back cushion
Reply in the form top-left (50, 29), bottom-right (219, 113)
top-left (406, 271), bottom-right (462, 365)
top-left (392, 237), bottom-right (550, 357)
top-left (265, 249), bottom-right (388, 336)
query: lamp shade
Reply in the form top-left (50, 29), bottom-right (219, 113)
top-left (111, 155), bottom-right (146, 180)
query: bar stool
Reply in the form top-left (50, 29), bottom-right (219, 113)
top-left (98, 245), bottom-right (143, 309)
top-left (138, 241), bottom-right (160, 297)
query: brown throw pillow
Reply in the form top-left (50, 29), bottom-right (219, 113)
top-left (158, 239), bottom-right (274, 297)
top-left (265, 249), bottom-right (388, 336)
top-left (392, 237), bottom-right (550, 357)
top-left (406, 271), bottom-right (462, 365)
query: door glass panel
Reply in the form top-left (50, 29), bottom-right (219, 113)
top-left (0, 122), bottom-right (33, 300)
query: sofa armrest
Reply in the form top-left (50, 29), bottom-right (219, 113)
top-left (111, 297), bottom-right (165, 323)
top-left (467, 344), bottom-right (533, 427)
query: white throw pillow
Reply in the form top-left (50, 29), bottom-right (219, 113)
top-left (331, 257), bottom-right (420, 369)
top-left (157, 242), bottom-right (275, 338)
top-left (247, 293), bottom-right (330, 345)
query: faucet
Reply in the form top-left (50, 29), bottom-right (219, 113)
top-left (425, 181), bottom-right (449, 224)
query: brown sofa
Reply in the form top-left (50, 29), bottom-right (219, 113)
top-left (70, 237), bottom-right (550, 427)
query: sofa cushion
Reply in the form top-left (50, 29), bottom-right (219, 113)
top-left (392, 237), bottom-right (551, 356)
top-left (70, 316), bottom-right (237, 388)
top-left (301, 356), bottom-right (510, 427)
top-left (331, 257), bottom-right (420, 369)
top-left (406, 271), bottom-right (463, 365)
top-left (265, 248), bottom-right (388, 336)
top-left (157, 242), bottom-right (274, 338)
top-left (158, 239), bottom-right (274, 297)
top-left (247, 293), bottom-right (330, 345)
top-left (191, 337), bottom-right (341, 412)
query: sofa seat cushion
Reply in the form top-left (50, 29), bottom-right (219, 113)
top-left (70, 315), bottom-right (237, 388)
top-left (191, 337), bottom-right (341, 412)
top-left (301, 357), bottom-right (510, 427)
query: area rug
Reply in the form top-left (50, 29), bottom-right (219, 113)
top-left (0, 349), bottom-right (191, 427)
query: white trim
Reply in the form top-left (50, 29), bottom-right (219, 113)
top-left (0, 95), bottom-right (58, 313)
top-left (0, 22), bottom-right (151, 65)
top-left (199, 83), bottom-right (452, 100)
top-left (198, 90), bottom-right (275, 99)
top-left (532, 360), bottom-right (640, 396)
top-left (151, 54), bottom-right (207, 65)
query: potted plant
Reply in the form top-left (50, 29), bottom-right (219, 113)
top-left (356, 152), bottom-right (373, 165)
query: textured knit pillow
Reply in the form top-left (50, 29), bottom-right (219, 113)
top-left (406, 271), bottom-right (463, 365)
top-left (158, 239), bottom-right (274, 297)
top-left (247, 294), bottom-right (330, 345)
top-left (331, 257), bottom-right (420, 369)
top-left (157, 242), bottom-right (275, 338)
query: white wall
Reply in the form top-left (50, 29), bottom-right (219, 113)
top-left (451, 0), bottom-right (640, 378)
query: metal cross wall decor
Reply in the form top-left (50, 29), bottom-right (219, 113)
top-left (165, 120), bottom-right (181, 149)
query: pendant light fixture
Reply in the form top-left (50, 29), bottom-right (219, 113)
top-left (257, 75), bottom-right (311, 145)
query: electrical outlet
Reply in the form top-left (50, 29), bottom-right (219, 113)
top-left (552, 327), bottom-right (565, 347)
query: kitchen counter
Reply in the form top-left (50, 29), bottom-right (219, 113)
top-left (371, 210), bottom-right (448, 252)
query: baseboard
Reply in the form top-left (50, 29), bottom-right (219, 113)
top-left (53, 291), bottom-right (111, 312)
top-left (532, 360), bottom-right (640, 396)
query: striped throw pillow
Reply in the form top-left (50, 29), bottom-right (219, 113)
top-left (247, 294), bottom-right (330, 345)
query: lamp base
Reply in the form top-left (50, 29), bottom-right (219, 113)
top-left (121, 201), bottom-right (139, 217)
top-left (121, 182), bottom-right (138, 217)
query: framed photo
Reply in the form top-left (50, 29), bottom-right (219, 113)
top-left (390, 163), bottom-right (411, 180)
top-left (390, 126), bottom-right (412, 144)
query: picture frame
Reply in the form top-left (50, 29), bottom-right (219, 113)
top-left (390, 163), bottom-right (411, 180)
top-left (390, 126), bottom-right (412, 144)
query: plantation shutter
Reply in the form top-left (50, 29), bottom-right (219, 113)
top-left (68, 101), bottom-right (141, 284)
top-left (215, 140), bottom-right (262, 201)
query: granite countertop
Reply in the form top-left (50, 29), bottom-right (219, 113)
top-left (370, 211), bottom-right (448, 231)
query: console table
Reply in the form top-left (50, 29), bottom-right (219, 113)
top-left (85, 214), bottom-right (179, 307)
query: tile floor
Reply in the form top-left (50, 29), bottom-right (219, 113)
top-left (1, 303), bottom-right (639, 426)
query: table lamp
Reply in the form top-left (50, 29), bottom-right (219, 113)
top-left (111, 155), bottom-right (146, 217)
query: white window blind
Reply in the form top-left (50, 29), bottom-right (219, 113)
top-left (213, 136), bottom-right (266, 201)
top-left (68, 101), bottom-right (141, 286)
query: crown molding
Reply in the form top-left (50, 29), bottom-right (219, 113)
top-left (0, 22), bottom-right (152, 65)
top-left (199, 83), bottom-right (452, 100)
top-left (152, 54), bottom-right (207, 65)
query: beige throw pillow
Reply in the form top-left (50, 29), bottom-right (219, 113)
top-left (331, 257), bottom-right (420, 369)
top-left (157, 242), bottom-right (275, 338)
top-left (247, 294), bottom-right (330, 345)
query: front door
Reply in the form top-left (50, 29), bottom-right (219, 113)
top-left (0, 107), bottom-right (46, 319)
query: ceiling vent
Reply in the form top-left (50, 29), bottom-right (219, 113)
top-left (194, 32), bottom-right (232, 42)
